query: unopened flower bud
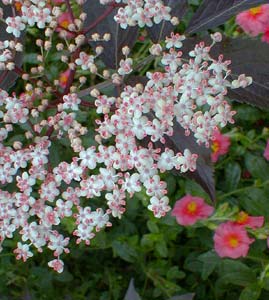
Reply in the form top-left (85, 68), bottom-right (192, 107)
top-left (211, 32), bottom-right (222, 43)
top-left (36, 39), bottom-right (43, 47)
top-left (103, 33), bottom-right (111, 41)
top-left (79, 76), bottom-right (87, 84)
top-left (56, 43), bottom-right (64, 51)
top-left (149, 44), bottom-right (162, 56)
top-left (13, 141), bottom-right (22, 150)
top-left (103, 70), bottom-right (110, 79)
top-left (95, 46), bottom-right (103, 55)
top-left (171, 17), bottom-right (179, 26)
top-left (90, 88), bottom-right (100, 97)
top-left (91, 33), bottom-right (100, 41)
top-left (122, 46), bottom-right (130, 56)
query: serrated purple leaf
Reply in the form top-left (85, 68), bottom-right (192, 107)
top-left (218, 38), bottom-right (269, 109)
top-left (187, 0), bottom-right (269, 33)
top-left (146, 0), bottom-right (188, 42)
top-left (83, 1), bottom-right (138, 69)
top-left (124, 278), bottom-right (141, 300)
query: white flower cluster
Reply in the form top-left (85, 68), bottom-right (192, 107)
top-left (111, 0), bottom-right (174, 29)
top-left (0, 0), bottom-right (253, 273)
top-left (4, 0), bottom-right (52, 38)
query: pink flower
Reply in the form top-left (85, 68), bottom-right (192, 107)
top-left (56, 12), bottom-right (75, 39)
top-left (262, 27), bottom-right (269, 44)
top-left (52, 0), bottom-right (65, 4)
top-left (171, 195), bottom-right (214, 226)
top-left (59, 69), bottom-right (71, 89)
top-left (235, 211), bottom-right (264, 229)
top-left (264, 140), bottom-right (269, 160)
top-left (211, 129), bottom-right (230, 162)
top-left (236, 5), bottom-right (269, 36)
top-left (214, 222), bottom-right (254, 259)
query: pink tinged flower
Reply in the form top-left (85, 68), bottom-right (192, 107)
top-left (236, 5), bottom-right (269, 36)
top-left (5, 16), bottom-right (25, 38)
top-left (211, 128), bottom-right (230, 162)
top-left (148, 196), bottom-right (171, 218)
top-left (171, 195), bottom-right (214, 226)
top-left (14, 242), bottom-right (33, 262)
top-left (118, 58), bottom-right (133, 76)
top-left (48, 259), bottom-right (64, 273)
top-left (214, 222), bottom-right (255, 259)
top-left (235, 211), bottom-right (264, 229)
top-left (264, 140), bottom-right (269, 160)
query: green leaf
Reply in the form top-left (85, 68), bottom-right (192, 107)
top-left (239, 284), bottom-right (261, 300)
top-left (169, 294), bottom-right (195, 300)
top-left (147, 220), bottom-right (159, 234)
top-left (217, 260), bottom-right (256, 287)
top-left (155, 239), bottom-right (168, 258)
top-left (198, 251), bottom-right (221, 280)
top-left (241, 188), bottom-right (269, 216)
top-left (167, 266), bottom-right (186, 280)
top-left (235, 106), bottom-right (263, 122)
top-left (112, 240), bottom-right (138, 263)
top-left (245, 153), bottom-right (269, 181)
top-left (224, 162), bottom-right (241, 191)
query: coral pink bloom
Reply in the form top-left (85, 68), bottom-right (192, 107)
top-left (59, 69), bottom-right (71, 89)
top-left (171, 195), bottom-right (214, 226)
top-left (56, 12), bottom-right (75, 39)
top-left (52, 0), bottom-right (65, 4)
top-left (264, 140), bottom-right (269, 160)
top-left (236, 5), bottom-right (269, 36)
top-left (214, 222), bottom-right (254, 259)
top-left (235, 211), bottom-right (264, 229)
top-left (211, 129), bottom-right (230, 162)
top-left (262, 27), bottom-right (269, 44)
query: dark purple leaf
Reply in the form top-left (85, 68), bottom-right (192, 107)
top-left (166, 121), bottom-right (215, 201)
top-left (182, 36), bottom-right (269, 109)
top-left (0, 3), bottom-right (24, 91)
top-left (124, 278), bottom-right (141, 300)
top-left (169, 294), bottom-right (195, 300)
top-left (187, 0), bottom-right (269, 33)
top-left (146, 0), bottom-right (188, 42)
top-left (83, 1), bottom-right (138, 69)
top-left (218, 38), bottom-right (269, 109)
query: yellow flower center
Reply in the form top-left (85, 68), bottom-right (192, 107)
top-left (60, 20), bottom-right (70, 29)
top-left (237, 211), bottom-right (249, 224)
top-left (60, 74), bottom-right (68, 85)
top-left (229, 236), bottom-right (239, 248)
top-left (15, 1), bottom-right (22, 12)
top-left (211, 141), bottom-right (220, 153)
top-left (187, 201), bottom-right (197, 214)
top-left (249, 6), bottom-right (262, 16)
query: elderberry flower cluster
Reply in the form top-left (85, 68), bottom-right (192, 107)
top-left (0, 0), bottom-right (252, 273)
